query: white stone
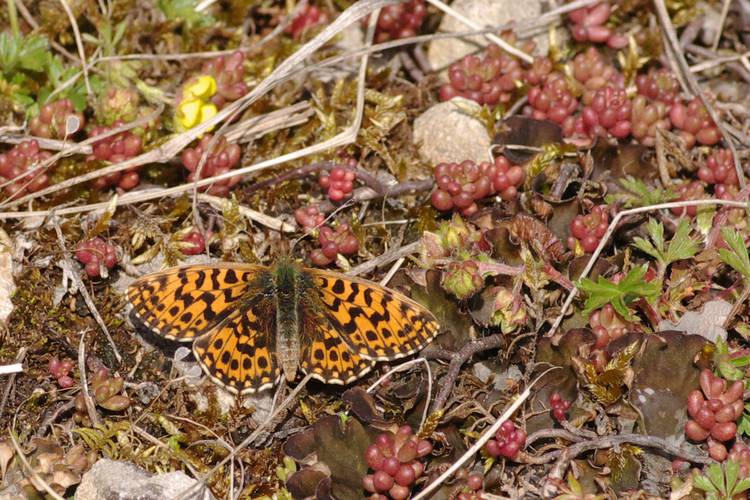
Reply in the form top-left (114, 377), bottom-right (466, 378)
top-left (426, 0), bottom-right (543, 74)
top-left (0, 229), bottom-right (14, 329)
top-left (413, 97), bottom-right (492, 165)
top-left (657, 299), bottom-right (732, 343)
top-left (75, 459), bottom-right (213, 500)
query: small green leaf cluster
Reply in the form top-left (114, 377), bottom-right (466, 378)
top-left (158, 0), bottom-right (216, 27)
top-left (632, 218), bottom-right (699, 281)
top-left (606, 177), bottom-right (677, 208)
top-left (578, 265), bottom-right (660, 321)
top-left (0, 33), bottom-right (101, 115)
top-left (694, 460), bottom-right (750, 500)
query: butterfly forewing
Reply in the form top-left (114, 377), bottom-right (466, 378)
top-left (309, 269), bottom-right (441, 361)
top-left (193, 296), bottom-right (279, 394)
top-left (127, 264), bottom-right (265, 341)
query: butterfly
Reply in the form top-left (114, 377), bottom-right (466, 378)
top-left (127, 258), bottom-right (440, 394)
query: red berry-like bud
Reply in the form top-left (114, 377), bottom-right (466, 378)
top-left (372, 470), bottom-right (394, 492)
top-left (181, 230), bottom-right (206, 255)
top-left (710, 422), bottom-right (738, 441)
top-left (397, 441), bottom-right (418, 463)
top-left (685, 419), bottom-right (711, 441)
top-left (466, 473), bottom-right (483, 491)
top-left (363, 474), bottom-right (377, 493)
top-left (485, 439), bottom-right (502, 457)
top-left (416, 439), bottom-right (432, 457)
top-left (395, 464), bottom-right (415, 486)
top-left (388, 484), bottom-right (410, 500)
top-left (382, 456), bottom-right (400, 476)
top-left (411, 461), bottom-right (424, 478)
top-left (58, 375), bottom-right (75, 388)
top-left (181, 135), bottom-right (242, 197)
top-left (687, 390), bottom-right (705, 418)
top-left (366, 444), bottom-right (385, 470)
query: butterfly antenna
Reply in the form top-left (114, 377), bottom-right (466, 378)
top-left (289, 197), bottom-right (357, 253)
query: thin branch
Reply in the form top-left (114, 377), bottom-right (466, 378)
top-left (59, 0), bottom-right (92, 96)
top-left (77, 331), bottom-right (102, 427)
top-left (431, 335), bottom-right (504, 412)
top-left (177, 373), bottom-right (314, 498)
top-left (711, 0), bottom-right (732, 52)
top-left (349, 241), bottom-right (422, 276)
top-left (34, 399), bottom-right (77, 438)
top-left (0, 348), bottom-right (27, 419)
top-left (413, 370), bottom-right (547, 500)
top-left (532, 432), bottom-right (711, 466)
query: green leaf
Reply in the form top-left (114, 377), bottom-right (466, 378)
top-left (632, 218), bottom-right (664, 261)
top-left (694, 473), bottom-right (718, 493)
top-left (734, 477), bottom-right (750, 495)
top-left (725, 460), bottom-right (739, 492)
top-left (16, 35), bottom-right (49, 72)
top-left (706, 463), bottom-right (727, 493)
top-left (158, 0), bottom-right (214, 26)
top-left (664, 219), bottom-right (699, 264)
top-left (738, 411), bottom-right (750, 437)
top-left (578, 265), bottom-right (661, 320)
top-left (717, 361), bottom-right (744, 382)
top-left (0, 33), bottom-right (49, 75)
top-left (713, 338), bottom-right (746, 381)
top-left (615, 177), bottom-right (677, 208)
top-left (720, 228), bottom-right (750, 281)
top-left (632, 219), bottom-right (698, 270)
top-left (696, 205), bottom-right (717, 237)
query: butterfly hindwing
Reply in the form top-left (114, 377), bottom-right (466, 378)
top-left (127, 264), bottom-right (266, 341)
top-left (308, 269), bottom-right (441, 361)
top-left (299, 310), bottom-right (375, 384)
top-left (192, 295), bottom-right (279, 394)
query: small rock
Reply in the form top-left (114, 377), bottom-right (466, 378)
top-left (173, 347), bottom-right (204, 387)
top-left (426, 0), bottom-right (543, 73)
top-left (0, 229), bottom-right (15, 329)
top-left (189, 384), bottom-right (237, 415)
top-left (413, 97), bottom-right (491, 165)
top-left (473, 361), bottom-right (522, 390)
top-left (657, 299), bottom-right (732, 343)
top-left (0, 482), bottom-right (25, 500)
top-left (75, 459), bottom-right (213, 500)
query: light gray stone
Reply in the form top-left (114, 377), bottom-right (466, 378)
top-left (0, 482), bottom-right (25, 500)
top-left (426, 0), bottom-right (544, 74)
top-left (75, 459), bottom-right (213, 500)
top-left (657, 299), bottom-right (732, 343)
top-left (413, 97), bottom-right (492, 165)
top-left (473, 362), bottom-right (522, 390)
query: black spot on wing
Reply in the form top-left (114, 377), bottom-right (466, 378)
top-left (225, 269), bottom-right (239, 284)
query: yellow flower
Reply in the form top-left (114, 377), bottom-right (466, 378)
top-left (175, 75), bottom-right (218, 132)
top-left (199, 102), bottom-right (218, 124)
top-left (185, 75), bottom-right (217, 100)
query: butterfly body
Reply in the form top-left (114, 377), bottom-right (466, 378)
top-left (127, 259), bottom-right (440, 394)
top-left (273, 259), bottom-right (306, 382)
